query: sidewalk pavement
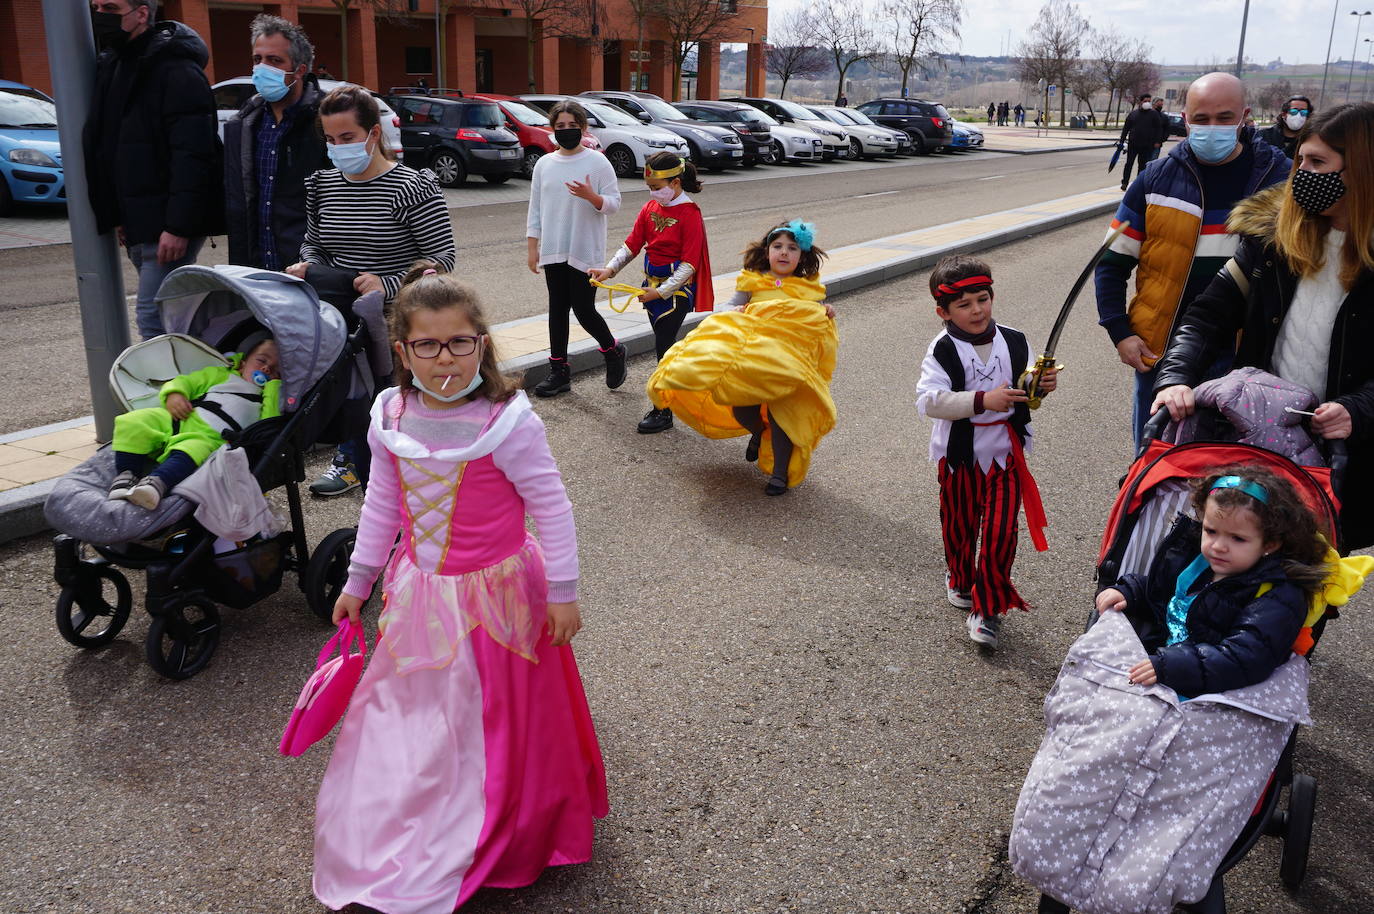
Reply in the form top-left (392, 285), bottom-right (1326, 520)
top-left (0, 185), bottom-right (1121, 544)
top-left (977, 125), bottom-right (1118, 155)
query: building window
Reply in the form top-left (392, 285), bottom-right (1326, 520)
top-left (719, 0), bottom-right (737, 10)
top-left (405, 46), bottom-right (433, 76)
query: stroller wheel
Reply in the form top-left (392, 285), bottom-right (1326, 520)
top-left (144, 598), bottom-right (221, 680)
top-left (304, 528), bottom-right (357, 622)
top-left (55, 565), bottom-right (132, 648)
top-left (1280, 773), bottom-right (1317, 889)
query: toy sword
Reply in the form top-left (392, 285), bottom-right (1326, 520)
top-left (1020, 220), bottom-right (1130, 408)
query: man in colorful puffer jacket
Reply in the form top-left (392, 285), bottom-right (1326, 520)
top-left (1094, 72), bottom-right (1290, 449)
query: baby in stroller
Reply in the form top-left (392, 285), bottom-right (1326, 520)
top-left (108, 333), bottom-right (282, 510)
top-left (1096, 465), bottom-right (1329, 697)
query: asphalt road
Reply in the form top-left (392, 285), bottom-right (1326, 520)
top-left (1, 219), bottom-right (1370, 913)
top-left (0, 147), bottom-right (1117, 436)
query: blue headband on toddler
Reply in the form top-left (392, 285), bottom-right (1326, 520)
top-left (1211, 475), bottom-right (1269, 504)
top-left (768, 219), bottom-right (816, 252)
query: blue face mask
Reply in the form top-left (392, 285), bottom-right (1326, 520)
top-left (1187, 123), bottom-right (1240, 165)
top-left (327, 134), bottom-right (375, 175)
top-left (251, 63), bottom-right (295, 103)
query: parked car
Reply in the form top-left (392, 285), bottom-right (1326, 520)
top-left (580, 90), bottom-right (744, 171)
top-left (948, 120), bottom-right (985, 151)
top-left (471, 93), bottom-right (597, 179)
top-left (672, 99), bottom-right (774, 166)
top-left (520, 94), bottom-right (689, 177)
top-left (721, 96), bottom-right (846, 161)
top-left (381, 94), bottom-right (520, 186)
top-left (854, 97), bottom-right (954, 155)
top-left (212, 76), bottom-right (405, 161)
top-left (833, 105), bottom-right (915, 155)
top-left (806, 105), bottom-right (899, 159)
top-left (0, 80), bottom-right (63, 215)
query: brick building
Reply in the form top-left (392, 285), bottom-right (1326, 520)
top-left (0, 1), bottom-right (768, 101)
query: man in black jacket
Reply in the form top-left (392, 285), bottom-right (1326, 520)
top-left (1117, 93), bottom-right (1160, 190)
top-left (84, 0), bottom-right (221, 340)
top-left (224, 14), bottom-right (330, 270)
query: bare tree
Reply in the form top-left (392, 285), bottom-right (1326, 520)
top-left (813, 0), bottom-right (883, 105)
top-left (766, 7), bottom-right (829, 98)
top-left (657, 0), bottom-right (741, 100)
top-left (1257, 79), bottom-right (1294, 115)
top-left (327, 0), bottom-right (411, 84)
top-left (1067, 61), bottom-right (1104, 121)
top-left (882, 0), bottom-right (963, 99)
top-left (1015, 0), bottom-right (1090, 126)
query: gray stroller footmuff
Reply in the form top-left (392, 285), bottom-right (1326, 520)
top-left (45, 447), bottom-right (195, 544)
top-left (1009, 611), bottom-right (1310, 914)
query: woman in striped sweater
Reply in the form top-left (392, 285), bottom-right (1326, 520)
top-left (287, 85), bottom-right (456, 496)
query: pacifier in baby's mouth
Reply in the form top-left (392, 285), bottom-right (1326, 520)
top-left (252, 370), bottom-right (270, 387)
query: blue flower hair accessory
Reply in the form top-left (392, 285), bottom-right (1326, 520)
top-left (769, 219), bottom-right (816, 252)
top-left (1211, 475), bottom-right (1269, 504)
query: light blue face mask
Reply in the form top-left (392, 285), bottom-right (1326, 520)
top-left (1187, 123), bottom-right (1240, 165)
top-left (251, 63), bottom-right (294, 103)
top-left (328, 134), bottom-right (375, 175)
top-left (413, 371), bottom-right (483, 403)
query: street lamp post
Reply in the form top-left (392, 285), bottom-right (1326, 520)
top-left (1350, 11), bottom-right (1372, 103)
top-left (1320, 0), bottom-right (1341, 107)
top-left (1235, 0), bottom-right (1251, 77)
top-left (1365, 36), bottom-right (1374, 100)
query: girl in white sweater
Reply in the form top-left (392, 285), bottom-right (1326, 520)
top-left (526, 100), bottom-right (627, 397)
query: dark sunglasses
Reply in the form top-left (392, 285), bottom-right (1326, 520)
top-left (403, 335), bottom-right (483, 359)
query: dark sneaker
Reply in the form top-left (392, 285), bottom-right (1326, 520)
top-left (966, 611), bottom-right (1001, 648)
top-left (603, 343), bottom-right (627, 389)
top-left (764, 476), bottom-right (788, 496)
top-left (745, 432), bottom-right (761, 462)
top-left (637, 407), bottom-right (673, 434)
top-left (126, 475), bottom-right (167, 510)
top-left (108, 470), bottom-right (137, 501)
top-left (310, 455), bottom-right (361, 497)
top-left (534, 358), bottom-right (572, 398)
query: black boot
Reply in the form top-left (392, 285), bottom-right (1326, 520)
top-left (534, 358), bottom-right (571, 398)
top-left (637, 406), bottom-right (673, 434)
top-left (603, 343), bottom-right (627, 389)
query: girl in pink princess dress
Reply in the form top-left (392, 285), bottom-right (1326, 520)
top-left (316, 264), bottom-right (608, 913)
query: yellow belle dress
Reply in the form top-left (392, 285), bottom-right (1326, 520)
top-left (646, 270), bottom-right (839, 487)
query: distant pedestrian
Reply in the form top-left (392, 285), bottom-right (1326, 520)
top-left (224, 14), bottom-right (330, 271)
top-left (987, 102), bottom-right (996, 125)
top-left (85, 0), bottom-right (222, 340)
top-left (1014, 103), bottom-right (1025, 126)
top-left (416, 75), bottom-right (429, 95)
top-left (318, 267), bottom-right (607, 912)
top-left (1095, 72), bottom-right (1290, 448)
top-left (1116, 94), bottom-right (1160, 190)
top-left (917, 255), bottom-right (1057, 650)
top-left (1257, 94), bottom-right (1311, 159)
top-left (588, 151), bottom-right (713, 434)
top-left (1147, 96), bottom-right (1168, 161)
top-left (837, 92), bottom-right (849, 107)
top-left (525, 100), bottom-right (627, 398)
top-left (999, 101), bottom-right (1010, 126)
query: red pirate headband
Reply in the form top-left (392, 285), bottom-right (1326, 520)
top-left (934, 275), bottom-right (993, 299)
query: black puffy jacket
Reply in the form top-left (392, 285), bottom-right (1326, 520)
top-left (83, 20), bottom-right (223, 243)
top-left (223, 76), bottom-right (330, 268)
top-left (1155, 185), bottom-right (1374, 550)
top-left (1114, 516), bottom-right (1308, 697)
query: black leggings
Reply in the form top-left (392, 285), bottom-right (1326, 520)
top-left (731, 405), bottom-right (794, 484)
top-left (545, 262), bottom-right (615, 360)
top-left (650, 295), bottom-right (692, 360)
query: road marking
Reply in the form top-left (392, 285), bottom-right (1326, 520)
top-left (854, 190), bottom-right (898, 199)
top-left (978, 174), bottom-right (1005, 181)
top-left (1056, 164), bottom-right (1082, 170)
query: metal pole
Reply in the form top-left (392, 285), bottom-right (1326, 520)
top-left (1235, 0), bottom-right (1250, 77)
top-left (1350, 13), bottom-right (1370, 103)
top-left (1319, 0), bottom-right (1340, 108)
top-left (1365, 38), bottom-right (1373, 101)
top-left (434, 2), bottom-right (442, 90)
top-left (41, 0), bottom-right (129, 442)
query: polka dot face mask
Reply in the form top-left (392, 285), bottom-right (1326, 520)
top-left (1291, 167), bottom-right (1346, 216)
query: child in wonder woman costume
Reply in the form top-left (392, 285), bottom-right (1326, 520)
top-left (587, 151), bottom-right (712, 434)
top-left (646, 220), bottom-right (839, 495)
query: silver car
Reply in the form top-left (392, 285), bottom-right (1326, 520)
top-left (519, 94), bottom-right (689, 177)
top-left (808, 105), bottom-right (900, 159)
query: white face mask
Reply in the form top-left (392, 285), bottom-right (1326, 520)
top-left (1284, 111), bottom-right (1308, 131)
top-left (649, 186), bottom-right (677, 205)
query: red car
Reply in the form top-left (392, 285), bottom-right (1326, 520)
top-left (470, 93), bottom-right (600, 179)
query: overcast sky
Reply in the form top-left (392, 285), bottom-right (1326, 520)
top-left (766, 0), bottom-right (1370, 69)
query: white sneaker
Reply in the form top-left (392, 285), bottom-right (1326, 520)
top-left (126, 476), bottom-right (167, 510)
top-left (946, 574), bottom-right (973, 609)
top-left (966, 611), bottom-right (1001, 648)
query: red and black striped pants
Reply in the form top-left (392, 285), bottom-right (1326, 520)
top-left (938, 457), bottom-right (1030, 617)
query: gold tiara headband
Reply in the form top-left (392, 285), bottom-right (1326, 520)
top-left (645, 158), bottom-right (685, 179)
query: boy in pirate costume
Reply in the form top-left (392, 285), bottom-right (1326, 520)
top-left (108, 333), bottom-right (282, 510)
top-left (916, 257), bottom-right (1057, 649)
top-left (589, 151), bottom-right (713, 433)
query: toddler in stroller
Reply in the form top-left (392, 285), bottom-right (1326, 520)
top-left (45, 266), bottom-right (376, 680)
top-left (108, 333), bottom-right (282, 510)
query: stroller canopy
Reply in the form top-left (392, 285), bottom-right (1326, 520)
top-left (156, 265), bottom-right (346, 410)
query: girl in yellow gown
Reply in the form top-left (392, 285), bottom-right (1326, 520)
top-left (647, 220), bottom-right (838, 495)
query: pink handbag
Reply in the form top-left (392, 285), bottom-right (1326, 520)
top-left (279, 620), bottom-right (367, 757)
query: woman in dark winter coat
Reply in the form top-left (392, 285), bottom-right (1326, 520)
top-left (1153, 103), bottom-right (1374, 550)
